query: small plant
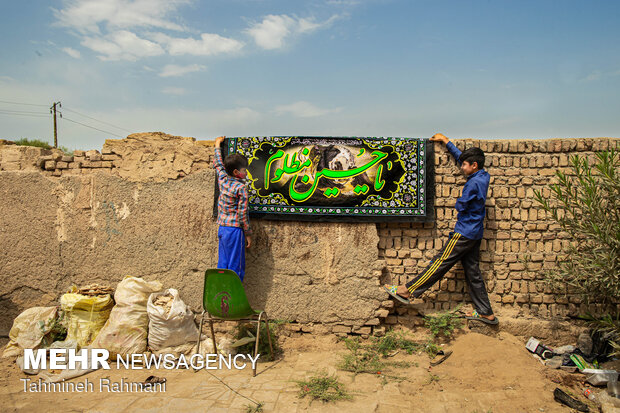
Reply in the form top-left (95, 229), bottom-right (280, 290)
top-left (425, 373), bottom-right (440, 385)
top-left (423, 340), bottom-right (442, 358)
top-left (234, 321), bottom-right (281, 360)
top-left (39, 308), bottom-right (67, 346)
top-left (59, 146), bottom-right (74, 155)
top-left (244, 402), bottom-right (264, 413)
top-left (338, 337), bottom-right (384, 374)
top-left (373, 330), bottom-right (423, 356)
top-left (296, 372), bottom-right (352, 403)
top-left (424, 305), bottom-right (463, 341)
top-left (581, 313), bottom-right (620, 358)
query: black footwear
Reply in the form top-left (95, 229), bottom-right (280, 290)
top-left (553, 388), bottom-right (589, 412)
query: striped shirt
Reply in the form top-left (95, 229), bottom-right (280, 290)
top-left (213, 148), bottom-right (251, 234)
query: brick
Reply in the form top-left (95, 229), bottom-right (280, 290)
top-left (490, 293), bottom-right (502, 303)
top-left (85, 150), bottom-right (102, 160)
top-left (352, 326), bottom-right (371, 335)
top-left (373, 326), bottom-right (386, 336)
top-left (44, 160), bottom-right (56, 170)
top-left (375, 309), bottom-right (389, 318)
top-left (501, 295), bottom-right (515, 304)
top-left (364, 318), bottom-right (381, 326)
top-left (56, 161), bottom-right (69, 169)
top-left (331, 325), bottom-right (352, 333)
top-left (516, 294), bottom-right (529, 303)
top-left (530, 295), bottom-right (543, 304)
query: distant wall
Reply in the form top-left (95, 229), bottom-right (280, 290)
top-left (1, 134), bottom-right (618, 337)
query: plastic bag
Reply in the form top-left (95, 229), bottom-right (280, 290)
top-left (90, 276), bottom-right (162, 358)
top-left (17, 340), bottom-right (79, 375)
top-left (2, 307), bottom-right (58, 358)
top-left (37, 344), bottom-right (98, 383)
top-left (60, 291), bottom-right (114, 347)
top-left (151, 338), bottom-right (214, 358)
top-left (147, 289), bottom-right (199, 350)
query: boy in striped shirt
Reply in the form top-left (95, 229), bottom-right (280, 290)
top-left (384, 133), bottom-right (497, 325)
top-left (214, 136), bottom-right (252, 281)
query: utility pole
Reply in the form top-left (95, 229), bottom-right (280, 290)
top-left (50, 101), bottom-right (61, 148)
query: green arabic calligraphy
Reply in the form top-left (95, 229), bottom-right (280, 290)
top-left (265, 150), bottom-right (388, 202)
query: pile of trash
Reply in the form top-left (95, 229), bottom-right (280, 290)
top-left (525, 334), bottom-right (620, 412)
top-left (1, 276), bottom-right (235, 383)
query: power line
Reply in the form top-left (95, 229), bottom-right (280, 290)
top-left (61, 116), bottom-right (124, 137)
top-left (0, 111), bottom-right (50, 118)
top-left (0, 108), bottom-right (50, 115)
top-left (62, 106), bottom-right (133, 134)
top-left (0, 99), bottom-right (48, 107)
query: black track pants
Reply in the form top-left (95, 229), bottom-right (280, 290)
top-left (405, 232), bottom-right (493, 316)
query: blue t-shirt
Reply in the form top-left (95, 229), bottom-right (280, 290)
top-left (446, 141), bottom-right (490, 240)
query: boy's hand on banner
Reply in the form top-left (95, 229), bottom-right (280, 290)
top-left (246, 235), bottom-right (252, 248)
top-left (214, 136), bottom-right (225, 147)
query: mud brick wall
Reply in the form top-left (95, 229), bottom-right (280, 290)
top-left (1, 134), bottom-right (618, 338)
top-left (379, 137), bottom-right (619, 326)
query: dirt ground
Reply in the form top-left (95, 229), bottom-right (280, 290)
top-left (0, 324), bottom-right (606, 413)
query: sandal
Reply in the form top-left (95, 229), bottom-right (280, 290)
top-left (383, 285), bottom-right (411, 304)
top-left (553, 388), bottom-right (589, 412)
top-left (143, 375), bottom-right (166, 385)
top-left (466, 310), bottom-right (499, 325)
top-left (430, 350), bottom-right (453, 366)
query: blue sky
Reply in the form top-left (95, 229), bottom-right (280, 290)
top-left (1, 0), bottom-right (619, 150)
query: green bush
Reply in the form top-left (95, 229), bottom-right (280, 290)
top-left (14, 138), bottom-right (52, 149)
top-left (337, 337), bottom-right (383, 374)
top-left (296, 372), bottom-right (352, 403)
top-left (534, 148), bottom-right (620, 305)
top-left (372, 330), bottom-right (422, 356)
top-left (424, 305), bottom-right (463, 340)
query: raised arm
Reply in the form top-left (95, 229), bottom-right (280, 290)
top-left (430, 133), bottom-right (462, 164)
top-left (213, 136), bottom-right (227, 181)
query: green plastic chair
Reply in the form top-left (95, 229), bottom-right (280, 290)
top-left (195, 268), bottom-right (274, 376)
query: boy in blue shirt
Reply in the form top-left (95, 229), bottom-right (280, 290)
top-left (384, 133), bottom-right (497, 324)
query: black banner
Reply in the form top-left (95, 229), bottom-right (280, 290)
top-left (221, 136), bottom-right (434, 222)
